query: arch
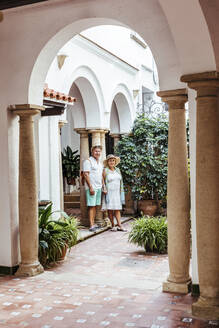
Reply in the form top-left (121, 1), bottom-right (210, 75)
top-left (61, 65), bottom-right (104, 128)
top-left (110, 84), bottom-right (134, 134)
top-left (199, 0), bottom-right (219, 71)
top-left (73, 76), bottom-right (101, 128)
top-left (0, 1), bottom-right (215, 107)
top-left (67, 82), bottom-right (86, 129)
top-left (28, 18), bottom-right (124, 106)
top-left (26, 1), bottom-right (216, 107)
top-left (26, 10), bottom-right (181, 106)
top-left (158, 0), bottom-right (216, 75)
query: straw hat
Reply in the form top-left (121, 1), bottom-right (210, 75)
top-left (103, 154), bottom-right (120, 167)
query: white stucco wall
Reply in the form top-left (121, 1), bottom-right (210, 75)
top-left (0, 0), bottom-right (216, 270)
top-left (110, 101), bottom-right (120, 134)
top-left (188, 89), bottom-right (198, 285)
top-left (38, 116), bottom-right (61, 212)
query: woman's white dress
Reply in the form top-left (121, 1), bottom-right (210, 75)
top-left (105, 169), bottom-right (122, 210)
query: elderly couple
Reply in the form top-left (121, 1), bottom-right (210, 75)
top-left (83, 145), bottom-right (127, 232)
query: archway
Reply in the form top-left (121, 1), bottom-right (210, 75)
top-left (0, 2), bottom-right (218, 317)
top-left (60, 73), bottom-right (102, 204)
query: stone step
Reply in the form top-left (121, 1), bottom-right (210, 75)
top-left (64, 193), bottom-right (80, 202)
top-left (64, 201), bottom-right (80, 209)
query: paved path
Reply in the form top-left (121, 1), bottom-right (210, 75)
top-left (0, 222), bottom-right (216, 327)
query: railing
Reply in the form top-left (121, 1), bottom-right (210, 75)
top-left (137, 98), bottom-right (168, 117)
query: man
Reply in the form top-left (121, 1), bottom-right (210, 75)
top-left (83, 145), bottom-right (103, 232)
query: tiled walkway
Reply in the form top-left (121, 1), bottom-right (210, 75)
top-left (0, 222), bottom-right (217, 328)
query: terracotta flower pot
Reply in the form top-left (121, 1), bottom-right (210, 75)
top-left (138, 200), bottom-right (159, 216)
top-left (57, 245), bottom-right (68, 262)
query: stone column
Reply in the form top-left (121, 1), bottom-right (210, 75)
top-left (88, 129), bottom-right (105, 227)
top-left (89, 129), bottom-right (101, 147)
top-left (58, 120), bottom-right (67, 211)
top-left (100, 129), bottom-right (110, 226)
top-left (100, 129), bottom-right (108, 160)
top-left (75, 128), bottom-right (89, 227)
top-left (157, 89), bottom-right (191, 294)
top-left (111, 133), bottom-right (120, 149)
top-left (10, 104), bottom-right (44, 277)
top-left (181, 71), bottom-right (219, 319)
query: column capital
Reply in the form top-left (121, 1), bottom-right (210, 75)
top-left (88, 128), bottom-right (105, 133)
top-left (157, 89), bottom-right (188, 109)
top-left (110, 133), bottom-right (121, 138)
top-left (58, 120), bottom-right (68, 129)
top-left (9, 104), bottom-right (44, 117)
top-left (100, 129), bottom-right (109, 136)
top-left (181, 71), bottom-right (219, 97)
top-left (75, 128), bottom-right (88, 134)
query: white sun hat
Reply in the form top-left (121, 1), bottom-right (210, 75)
top-left (103, 154), bottom-right (120, 167)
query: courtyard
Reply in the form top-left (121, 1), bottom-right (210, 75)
top-left (1, 0), bottom-right (219, 321)
top-left (0, 221), bottom-right (216, 328)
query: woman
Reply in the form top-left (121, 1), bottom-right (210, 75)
top-left (102, 154), bottom-right (127, 232)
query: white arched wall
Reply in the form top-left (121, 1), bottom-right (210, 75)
top-left (62, 66), bottom-right (103, 128)
top-left (114, 94), bottom-right (133, 134)
top-left (109, 84), bottom-right (134, 134)
top-left (159, 0), bottom-right (216, 75)
top-left (0, 0), bottom-right (216, 108)
top-left (26, 0), bottom-right (216, 109)
top-left (61, 83), bottom-right (86, 153)
top-left (69, 83), bottom-right (86, 129)
top-left (110, 102), bottom-right (120, 134)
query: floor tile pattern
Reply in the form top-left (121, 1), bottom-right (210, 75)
top-left (0, 222), bottom-right (217, 327)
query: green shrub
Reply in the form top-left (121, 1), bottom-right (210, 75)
top-left (128, 216), bottom-right (167, 254)
top-left (115, 114), bottom-right (168, 201)
top-left (38, 203), bottom-right (79, 266)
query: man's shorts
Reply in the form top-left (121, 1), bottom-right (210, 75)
top-left (85, 188), bottom-right (102, 207)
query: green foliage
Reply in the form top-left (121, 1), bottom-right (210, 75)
top-left (62, 146), bottom-right (80, 184)
top-left (128, 216), bottom-right (167, 254)
top-left (38, 203), bottom-right (79, 266)
top-left (116, 114), bottom-right (168, 200)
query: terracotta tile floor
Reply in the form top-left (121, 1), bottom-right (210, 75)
top-left (0, 222), bottom-right (218, 328)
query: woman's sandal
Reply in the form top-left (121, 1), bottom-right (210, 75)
top-left (117, 227), bottom-right (127, 232)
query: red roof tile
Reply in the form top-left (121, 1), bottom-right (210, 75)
top-left (44, 85), bottom-right (76, 103)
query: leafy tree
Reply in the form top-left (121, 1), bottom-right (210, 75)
top-left (116, 114), bottom-right (168, 201)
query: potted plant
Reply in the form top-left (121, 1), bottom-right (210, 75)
top-left (57, 216), bottom-right (79, 261)
top-left (116, 113), bottom-right (168, 216)
top-left (38, 203), bottom-right (79, 266)
top-left (128, 215), bottom-right (167, 254)
top-left (62, 146), bottom-right (80, 185)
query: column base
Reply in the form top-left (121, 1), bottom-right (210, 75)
top-left (103, 211), bottom-right (111, 227)
top-left (95, 206), bottom-right (106, 227)
top-left (80, 218), bottom-right (90, 227)
top-left (163, 279), bottom-right (191, 294)
top-left (80, 210), bottom-right (90, 227)
top-left (15, 262), bottom-right (44, 277)
top-left (192, 298), bottom-right (219, 320)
